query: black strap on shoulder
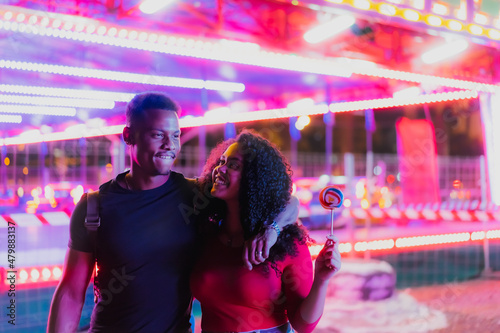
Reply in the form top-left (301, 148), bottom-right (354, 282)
top-left (85, 191), bottom-right (100, 231)
top-left (85, 190), bottom-right (100, 303)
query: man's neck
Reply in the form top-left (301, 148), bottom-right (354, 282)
top-left (127, 170), bottom-right (171, 191)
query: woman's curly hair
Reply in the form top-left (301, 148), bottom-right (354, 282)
top-left (198, 129), bottom-right (310, 275)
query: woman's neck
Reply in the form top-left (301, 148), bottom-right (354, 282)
top-left (221, 201), bottom-right (243, 239)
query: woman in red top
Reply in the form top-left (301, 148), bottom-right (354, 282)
top-left (191, 130), bottom-right (341, 333)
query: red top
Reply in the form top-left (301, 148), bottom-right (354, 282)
top-left (190, 234), bottom-right (320, 333)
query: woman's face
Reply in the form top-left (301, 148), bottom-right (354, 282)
top-left (211, 142), bottom-right (243, 202)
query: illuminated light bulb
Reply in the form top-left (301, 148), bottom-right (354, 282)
top-left (128, 30), bottom-right (138, 40)
top-left (148, 33), bottom-right (158, 43)
top-left (28, 15), bottom-right (37, 24)
top-left (447, 20), bottom-right (464, 31)
top-left (40, 16), bottom-right (49, 26)
top-left (378, 3), bottom-right (397, 16)
top-left (107, 27), bottom-right (117, 37)
top-left (19, 270), bottom-right (29, 282)
top-left (352, 0), bottom-right (371, 10)
top-left (42, 267), bottom-right (51, 280)
top-left (326, 0), bottom-right (344, 3)
top-left (361, 198), bottom-right (370, 209)
top-left (31, 268), bottom-right (40, 281)
top-left (474, 13), bottom-right (488, 25)
top-left (52, 19), bottom-right (61, 28)
top-left (486, 29), bottom-right (500, 40)
top-left (118, 28), bottom-right (128, 38)
top-left (4, 11), bottom-right (13, 20)
top-left (402, 9), bottom-right (420, 22)
top-left (75, 23), bottom-right (85, 32)
top-left (0, 115), bottom-right (22, 123)
top-left (138, 31), bottom-right (148, 41)
top-left (471, 231), bottom-right (485, 241)
top-left (304, 15), bottom-right (355, 44)
top-left (432, 3), bottom-right (448, 15)
top-left (52, 267), bottom-right (63, 279)
top-left (468, 24), bottom-right (484, 35)
top-left (16, 13), bottom-right (25, 22)
top-left (97, 25), bottom-right (107, 35)
top-left (63, 21), bottom-right (73, 30)
top-left (339, 243), bottom-right (352, 253)
top-left (425, 15), bottom-right (443, 27)
top-left (421, 39), bottom-right (469, 64)
top-left (296, 115), bottom-right (311, 129)
top-left (86, 24), bottom-right (96, 34)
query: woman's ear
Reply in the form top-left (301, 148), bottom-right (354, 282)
top-left (123, 126), bottom-right (134, 145)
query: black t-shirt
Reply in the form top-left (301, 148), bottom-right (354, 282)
top-left (69, 171), bottom-right (200, 333)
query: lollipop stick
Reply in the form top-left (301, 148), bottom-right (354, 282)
top-left (330, 209), bottom-right (334, 236)
top-left (326, 209), bottom-right (335, 246)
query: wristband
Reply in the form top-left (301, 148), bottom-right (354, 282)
top-left (269, 221), bottom-right (281, 237)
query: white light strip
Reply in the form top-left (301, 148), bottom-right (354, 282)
top-left (0, 84), bottom-right (135, 101)
top-left (0, 114), bottom-right (22, 123)
top-left (329, 90), bottom-right (478, 112)
top-left (0, 104), bottom-right (76, 116)
top-left (0, 90), bottom-right (479, 146)
top-left (139, 0), bottom-right (176, 14)
top-left (0, 94), bottom-right (115, 109)
top-left (421, 39), bottom-right (469, 64)
top-left (304, 15), bottom-right (356, 44)
top-left (0, 60), bottom-right (246, 92)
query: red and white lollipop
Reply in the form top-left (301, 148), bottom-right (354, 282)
top-left (319, 186), bottom-right (344, 249)
top-left (319, 186), bottom-right (344, 210)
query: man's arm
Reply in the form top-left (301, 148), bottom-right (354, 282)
top-left (243, 195), bottom-right (299, 269)
top-left (47, 248), bottom-right (94, 333)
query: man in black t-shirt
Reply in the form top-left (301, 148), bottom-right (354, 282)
top-left (47, 92), bottom-right (298, 333)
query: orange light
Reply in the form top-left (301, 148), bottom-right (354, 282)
top-left (4, 157), bottom-right (10, 166)
top-left (22, 167), bottom-right (28, 175)
top-left (453, 179), bottom-right (462, 189)
top-left (361, 198), bottom-right (370, 209)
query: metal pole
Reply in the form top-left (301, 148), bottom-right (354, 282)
top-left (480, 155), bottom-right (492, 276)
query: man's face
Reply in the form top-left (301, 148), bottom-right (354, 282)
top-left (130, 108), bottom-right (180, 176)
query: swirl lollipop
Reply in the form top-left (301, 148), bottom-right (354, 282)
top-left (319, 186), bottom-right (344, 249)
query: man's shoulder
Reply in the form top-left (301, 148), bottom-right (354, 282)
top-left (171, 171), bottom-right (198, 188)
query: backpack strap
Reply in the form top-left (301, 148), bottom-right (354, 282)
top-left (85, 190), bottom-right (100, 303)
top-left (85, 191), bottom-right (100, 231)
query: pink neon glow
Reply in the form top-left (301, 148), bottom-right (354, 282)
top-left (4, 6), bottom-right (500, 88)
top-left (0, 90), bottom-right (479, 146)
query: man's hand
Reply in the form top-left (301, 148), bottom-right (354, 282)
top-left (242, 226), bottom-right (278, 270)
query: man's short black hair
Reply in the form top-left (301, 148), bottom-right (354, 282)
top-left (126, 92), bottom-right (180, 127)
